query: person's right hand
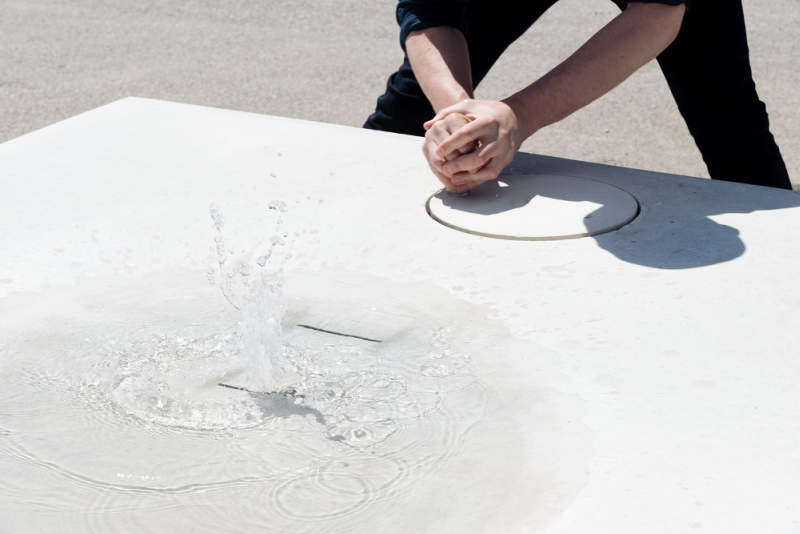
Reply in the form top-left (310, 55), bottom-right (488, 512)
top-left (421, 112), bottom-right (477, 193)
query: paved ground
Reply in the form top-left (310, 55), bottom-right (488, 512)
top-left (2, 0), bottom-right (798, 185)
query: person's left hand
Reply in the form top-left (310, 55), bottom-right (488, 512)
top-left (424, 98), bottom-right (523, 191)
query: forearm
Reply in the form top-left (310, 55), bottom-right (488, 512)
top-left (505, 2), bottom-right (686, 138)
top-left (406, 26), bottom-right (473, 112)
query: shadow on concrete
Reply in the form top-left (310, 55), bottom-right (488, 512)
top-left (431, 152), bottom-right (800, 270)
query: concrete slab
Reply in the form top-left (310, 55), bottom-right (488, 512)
top-left (1, 97), bottom-right (799, 533)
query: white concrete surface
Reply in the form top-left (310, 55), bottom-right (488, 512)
top-left (1, 98), bottom-right (800, 533)
top-left (426, 175), bottom-right (639, 240)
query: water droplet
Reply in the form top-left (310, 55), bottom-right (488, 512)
top-left (237, 262), bottom-right (251, 277)
top-left (209, 203), bottom-right (225, 231)
top-left (421, 364), bottom-right (452, 377)
top-left (256, 253), bottom-right (271, 267)
top-left (268, 200), bottom-right (288, 212)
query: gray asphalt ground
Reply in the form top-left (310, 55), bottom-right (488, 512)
top-left (2, 0), bottom-right (798, 186)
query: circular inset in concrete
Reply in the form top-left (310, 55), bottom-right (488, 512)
top-left (426, 174), bottom-right (639, 240)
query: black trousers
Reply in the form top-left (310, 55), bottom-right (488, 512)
top-left (363, 0), bottom-right (792, 189)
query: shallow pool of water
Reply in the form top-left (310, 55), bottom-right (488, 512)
top-left (0, 270), bottom-right (514, 532)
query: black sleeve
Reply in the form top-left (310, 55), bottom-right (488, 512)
top-left (396, 0), bottom-right (470, 51)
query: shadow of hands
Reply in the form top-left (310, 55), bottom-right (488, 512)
top-left (432, 170), bottom-right (639, 239)
top-left (431, 152), bottom-right (800, 269)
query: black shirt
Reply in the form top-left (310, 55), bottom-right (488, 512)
top-left (397, 0), bottom-right (690, 50)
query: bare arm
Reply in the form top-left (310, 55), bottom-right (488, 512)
top-left (507, 1), bottom-right (686, 138)
top-left (404, 26), bottom-right (479, 191)
top-left (405, 26), bottom-right (473, 112)
top-left (427, 2), bottom-right (687, 192)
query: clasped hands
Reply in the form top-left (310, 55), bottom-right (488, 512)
top-left (422, 98), bottom-right (523, 194)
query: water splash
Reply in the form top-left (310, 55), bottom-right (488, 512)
top-left (0, 266), bottom-right (520, 533)
top-left (208, 202), bottom-right (290, 392)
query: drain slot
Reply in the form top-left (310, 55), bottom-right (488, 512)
top-left (217, 382), bottom-right (303, 398)
top-left (218, 323), bottom-right (381, 396)
top-left (295, 323), bottom-right (382, 343)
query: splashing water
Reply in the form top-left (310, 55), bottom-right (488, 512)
top-left (200, 204), bottom-right (483, 448)
top-left (0, 224), bottom-right (512, 530)
top-left (48, 203), bottom-right (485, 447)
top-left (208, 202), bottom-right (290, 392)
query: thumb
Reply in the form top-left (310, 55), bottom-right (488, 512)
top-left (423, 100), bottom-right (471, 130)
